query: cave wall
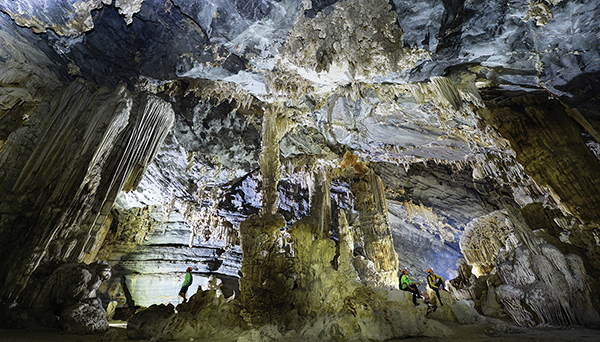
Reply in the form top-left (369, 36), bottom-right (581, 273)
top-left (479, 91), bottom-right (600, 277)
top-left (1, 0), bottom-right (600, 336)
top-left (95, 203), bottom-right (241, 309)
top-left (373, 160), bottom-right (509, 282)
top-left (0, 78), bottom-right (174, 302)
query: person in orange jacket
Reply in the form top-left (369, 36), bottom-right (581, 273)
top-left (427, 268), bottom-right (446, 306)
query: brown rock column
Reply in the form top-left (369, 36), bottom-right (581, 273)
top-left (238, 213), bottom-right (294, 324)
top-left (341, 152), bottom-right (399, 287)
top-left (238, 106), bottom-right (294, 324)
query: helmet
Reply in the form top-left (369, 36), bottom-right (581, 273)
top-left (187, 267), bottom-right (193, 272)
top-left (401, 268), bottom-right (408, 274)
top-left (427, 268), bottom-right (433, 273)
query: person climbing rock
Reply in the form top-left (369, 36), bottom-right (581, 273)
top-left (426, 268), bottom-right (446, 306)
top-left (400, 268), bottom-right (422, 306)
top-left (179, 266), bottom-right (194, 302)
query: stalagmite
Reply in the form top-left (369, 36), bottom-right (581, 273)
top-left (340, 152), bottom-right (399, 287)
top-left (238, 105), bottom-right (295, 324)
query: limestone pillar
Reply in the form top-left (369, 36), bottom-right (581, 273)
top-left (238, 106), bottom-right (294, 323)
top-left (341, 152), bottom-right (399, 287)
top-left (238, 213), bottom-right (294, 324)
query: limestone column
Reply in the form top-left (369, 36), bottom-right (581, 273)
top-left (238, 105), bottom-right (294, 324)
top-left (341, 152), bottom-right (399, 287)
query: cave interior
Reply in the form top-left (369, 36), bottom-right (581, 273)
top-left (1, 0), bottom-right (600, 340)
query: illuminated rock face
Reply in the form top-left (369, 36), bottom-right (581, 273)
top-left (1, 0), bottom-right (600, 338)
top-left (94, 204), bottom-right (242, 309)
top-left (457, 207), bottom-right (600, 327)
top-left (496, 244), bottom-right (599, 327)
top-left (0, 78), bottom-right (174, 305)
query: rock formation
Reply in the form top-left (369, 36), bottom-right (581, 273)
top-left (0, 261), bottom-right (111, 333)
top-left (1, 0), bottom-right (600, 340)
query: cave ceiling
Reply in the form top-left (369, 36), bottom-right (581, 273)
top-left (1, 0), bottom-right (600, 297)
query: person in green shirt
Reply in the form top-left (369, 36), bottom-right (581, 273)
top-left (400, 268), bottom-right (423, 306)
top-left (179, 267), bottom-right (194, 302)
top-left (427, 268), bottom-right (446, 306)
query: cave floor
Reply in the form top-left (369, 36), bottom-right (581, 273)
top-left (1, 324), bottom-right (599, 342)
top-left (398, 324), bottom-right (600, 342)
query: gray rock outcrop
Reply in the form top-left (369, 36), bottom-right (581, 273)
top-left (2, 261), bottom-right (111, 332)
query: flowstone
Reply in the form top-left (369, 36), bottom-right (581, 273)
top-left (458, 208), bottom-right (600, 327)
top-left (496, 244), bottom-right (600, 327)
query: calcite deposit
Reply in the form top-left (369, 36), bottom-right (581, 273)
top-left (1, 0), bottom-right (600, 341)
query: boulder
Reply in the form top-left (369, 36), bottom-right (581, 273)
top-left (2, 261), bottom-right (112, 332)
top-left (59, 298), bottom-right (109, 334)
top-left (449, 300), bottom-right (481, 325)
top-left (127, 303), bottom-right (175, 340)
top-left (21, 260), bottom-right (112, 314)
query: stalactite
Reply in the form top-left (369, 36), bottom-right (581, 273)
top-left (263, 66), bottom-right (315, 103)
top-left (186, 79), bottom-right (256, 112)
top-left (119, 93), bottom-right (175, 192)
top-left (0, 79), bottom-right (175, 302)
top-left (282, 0), bottom-right (428, 78)
top-left (281, 161), bottom-right (316, 211)
top-left (259, 105), bottom-right (280, 216)
top-left (430, 76), bottom-right (463, 110)
top-left (458, 82), bottom-right (485, 108)
top-left (74, 92), bottom-right (175, 264)
top-left (408, 76), bottom-right (483, 112)
top-left (183, 191), bottom-right (240, 248)
top-left (586, 140), bottom-right (600, 162)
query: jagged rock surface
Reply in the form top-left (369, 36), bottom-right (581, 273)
top-left (59, 299), bottom-right (109, 335)
top-left (0, 261), bottom-right (111, 332)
